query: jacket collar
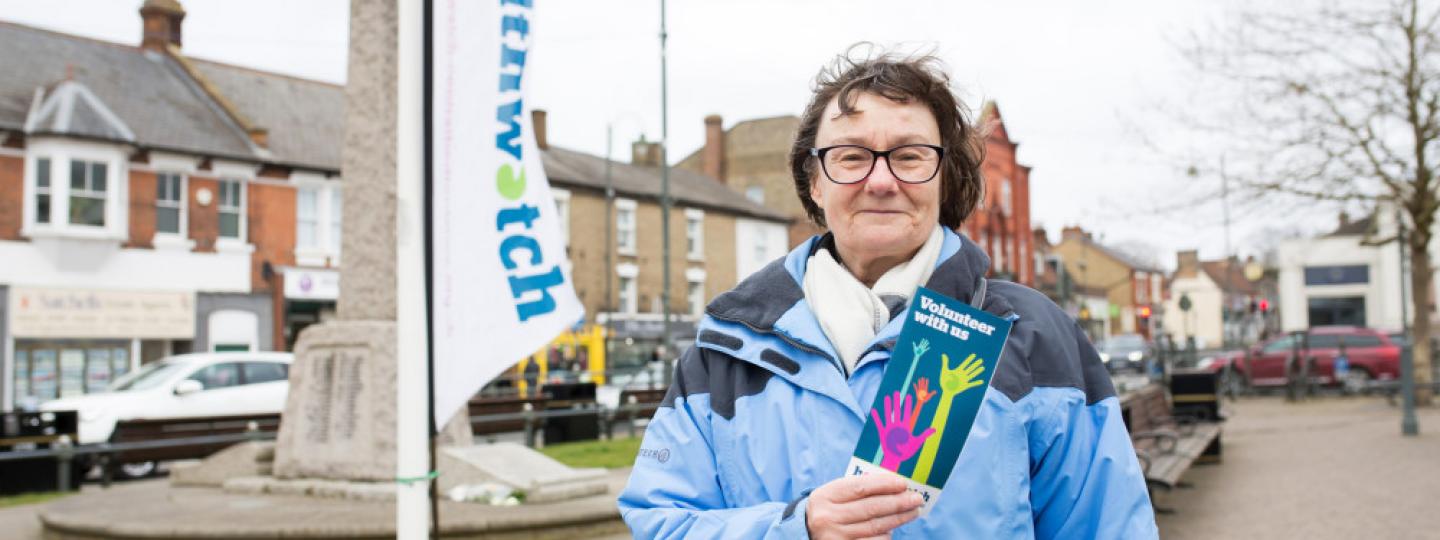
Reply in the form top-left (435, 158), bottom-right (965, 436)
top-left (700, 228), bottom-right (1013, 416)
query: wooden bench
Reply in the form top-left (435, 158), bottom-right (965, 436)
top-left (1121, 376), bottom-right (1224, 513)
top-left (106, 413), bottom-right (280, 479)
top-left (468, 395), bottom-right (550, 435)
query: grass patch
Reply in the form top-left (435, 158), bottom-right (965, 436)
top-left (539, 437), bottom-right (643, 469)
top-left (0, 491), bottom-right (71, 508)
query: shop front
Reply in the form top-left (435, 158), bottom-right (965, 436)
top-left (5, 287), bottom-right (194, 410)
top-left (280, 267), bottom-right (339, 351)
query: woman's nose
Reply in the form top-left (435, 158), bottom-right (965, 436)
top-left (864, 156), bottom-right (900, 194)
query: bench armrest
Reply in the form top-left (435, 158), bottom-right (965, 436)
top-left (1131, 430), bottom-right (1179, 454)
top-left (1150, 415), bottom-right (1199, 436)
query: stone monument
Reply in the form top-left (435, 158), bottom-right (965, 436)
top-left (269, 0), bottom-right (472, 482)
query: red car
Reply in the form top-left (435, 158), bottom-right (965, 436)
top-left (1205, 326), bottom-right (1400, 391)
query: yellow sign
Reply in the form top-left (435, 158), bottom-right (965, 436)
top-left (9, 287), bottom-right (195, 339)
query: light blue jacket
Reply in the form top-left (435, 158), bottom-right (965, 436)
top-left (619, 230), bottom-right (1157, 538)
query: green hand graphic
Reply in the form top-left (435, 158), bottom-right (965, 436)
top-left (910, 353), bottom-right (986, 484)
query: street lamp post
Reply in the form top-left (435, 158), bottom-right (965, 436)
top-left (658, 0), bottom-right (674, 387)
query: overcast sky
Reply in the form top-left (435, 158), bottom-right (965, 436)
top-left (1, 0), bottom-right (1347, 269)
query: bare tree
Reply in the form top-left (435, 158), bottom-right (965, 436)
top-left (1181, 0), bottom-right (1440, 403)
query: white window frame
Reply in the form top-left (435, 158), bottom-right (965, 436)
top-left (686, 267), bottom-right (707, 318)
top-left (154, 172), bottom-right (188, 241)
top-left (217, 178), bottom-right (246, 243)
top-left (617, 262), bottom-right (639, 315)
top-left (552, 188), bottom-right (570, 247)
top-left (685, 208), bottom-right (704, 261)
top-left (212, 160), bottom-right (258, 253)
top-left (146, 151), bottom-right (200, 250)
top-left (33, 156), bottom-right (52, 226)
top-left (293, 172), bottom-right (343, 267)
top-left (296, 185), bottom-right (321, 251)
top-left (616, 198), bottom-right (637, 256)
top-left (21, 138), bottom-right (128, 241)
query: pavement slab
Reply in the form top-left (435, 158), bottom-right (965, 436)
top-left (1156, 396), bottom-right (1440, 539)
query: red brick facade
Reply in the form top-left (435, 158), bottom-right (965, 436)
top-left (961, 103), bottom-right (1034, 287)
top-left (247, 182), bottom-right (296, 291)
top-left (126, 168), bottom-right (157, 249)
top-left (187, 175), bottom-right (219, 253)
top-left (0, 154), bottom-right (22, 241)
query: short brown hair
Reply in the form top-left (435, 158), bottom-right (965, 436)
top-left (789, 46), bottom-right (984, 229)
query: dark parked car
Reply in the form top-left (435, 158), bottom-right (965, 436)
top-left (1097, 334), bottom-right (1152, 374)
top-left (1220, 326), bottom-right (1400, 391)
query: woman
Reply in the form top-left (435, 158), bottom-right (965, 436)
top-left (619, 49), bottom-right (1156, 539)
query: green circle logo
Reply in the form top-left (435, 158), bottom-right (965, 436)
top-left (496, 164), bottom-right (527, 201)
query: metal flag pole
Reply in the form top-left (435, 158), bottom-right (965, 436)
top-left (396, 0), bottom-right (433, 537)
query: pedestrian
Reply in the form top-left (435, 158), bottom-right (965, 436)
top-left (618, 46), bottom-right (1156, 538)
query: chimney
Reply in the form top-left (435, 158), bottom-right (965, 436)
top-left (702, 114), bottom-right (726, 182)
top-left (1061, 225), bottom-right (1086, 242)
top-left (632, 136), bottom-right (661, 167)
top-left (1177, 250), bottom-right (1200, 275)
top-left (139, 0), bottom-right (186, 52)
top-left (249, 127), bottom-right (268, 148)
top-left (531, 109), bottom-right (548, 150)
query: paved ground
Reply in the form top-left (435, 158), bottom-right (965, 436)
top-left (1156, 396), bottom-right (1440, 539)
top-left (6, 396), bottom-right (1436, 538)
top-left (1, 468), bottom-right (630, 539)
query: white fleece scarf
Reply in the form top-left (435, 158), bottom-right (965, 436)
top-left (803, 225), bottom-right (945, 375)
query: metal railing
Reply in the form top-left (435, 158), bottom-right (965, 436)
top-left (0, 398), bottom-right (667, 494)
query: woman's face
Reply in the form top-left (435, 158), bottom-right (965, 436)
top-left (810, 92), bottom-right (942, 263)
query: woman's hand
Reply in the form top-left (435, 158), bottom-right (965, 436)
top-left (806, 475), bottom-right (923, 539)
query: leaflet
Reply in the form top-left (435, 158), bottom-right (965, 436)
top-left (847, 286), bottom-right (1012, 515)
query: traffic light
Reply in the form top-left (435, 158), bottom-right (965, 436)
top-left (1259, 299), bottom-right (1270, 313)
top-left (1138, 305), bottom-right (1152, 318)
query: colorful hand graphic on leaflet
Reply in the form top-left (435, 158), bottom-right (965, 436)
top-left (907, 378), bottom-right (936, 431)
top-left (910, 353), bottom-right (987, 484)
top-left (870, 391), bottom-right (936, 471)
top-left (871, 338), bottom-right (933, 464)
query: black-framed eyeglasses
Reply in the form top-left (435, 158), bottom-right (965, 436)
top-left (809, 144), bottom-right (945, 185)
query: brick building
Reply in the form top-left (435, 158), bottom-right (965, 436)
top-left (0, 2), bottom-right (343, 409)
top-left (677, 102), bottom-right (1034, 286)
top-left (960, 103), bottom-right (1033, 286)
top-left (1053, 226), bottom-right (1165, 340)
top-left (536, 115), bottom-right (789, 370)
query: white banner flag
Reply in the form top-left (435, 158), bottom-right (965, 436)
top-left (430, 0), bottom-right (582, 428)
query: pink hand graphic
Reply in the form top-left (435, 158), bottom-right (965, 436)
top-left (870, 391), bottom-right (937, 471)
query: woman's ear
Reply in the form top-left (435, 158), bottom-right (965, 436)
top-left (809, 176), bottom-right (824, 210)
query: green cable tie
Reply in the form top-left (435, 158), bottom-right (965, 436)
top-left (395, 470), bottom-right (439, 485)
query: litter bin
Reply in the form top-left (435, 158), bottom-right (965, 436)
top-left (0, 411), bottom-right (82, 495)
top-left (542, 382), bottom-right (599, 445)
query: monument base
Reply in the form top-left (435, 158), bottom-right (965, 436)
top-left (273, 320), bottom-right (472, 482)
top-left (174, 440), bottom-right (609, 504)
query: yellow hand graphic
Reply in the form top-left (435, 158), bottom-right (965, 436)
top-left (939, 353), bottom-right (985, 396)
top-left (910, 353), bottom-right (987, 484)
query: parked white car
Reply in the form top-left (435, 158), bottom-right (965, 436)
top-left (41, 352), bottom-right (293, 446)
